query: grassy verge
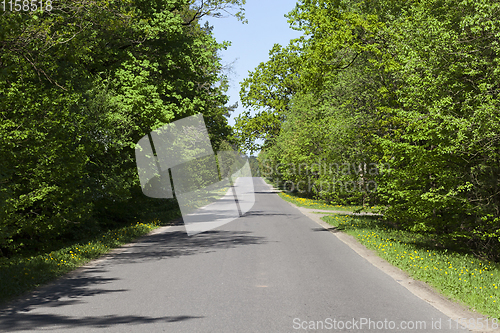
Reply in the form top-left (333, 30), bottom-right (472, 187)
top-left (323, 214), bottom-right (500, 318)
top-left (263, 177), bottom-right (380, 212)
top-left (0, 211), bottom-right (181, 306)
top-left (262, 177), bottom-right (277, 187)
top-left (278, 191), bottom-right (379, 212)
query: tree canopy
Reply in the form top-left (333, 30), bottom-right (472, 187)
top-left (0, 0), bottom-right (245, 256)
top-left (238, 0), bottom-right (500, 260)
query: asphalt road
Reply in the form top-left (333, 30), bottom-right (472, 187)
top-left (0, 178), bottom-right (462, 332)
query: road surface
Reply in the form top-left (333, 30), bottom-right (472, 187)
top-left (0, 178), bottom-right (465, 332)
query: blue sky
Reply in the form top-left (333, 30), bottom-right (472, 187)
top-left (203, 0), bottom-right (303, 126)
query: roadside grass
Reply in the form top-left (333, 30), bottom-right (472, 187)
top-left (263, 177), bottom-right (380, 212)
top-left (0, 213), bottom-right (181, 306)
top-left (262, 177), bottom-right (277, 187)
top-left (278, 191), bottom-right (379, 212)
top-left (323, 214), bottom-right (500, 319)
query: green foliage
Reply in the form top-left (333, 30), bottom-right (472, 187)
top-left (258, 55), bottom-right (385, 206)
top-left (0, 0), bottom-right (245, 257)
top-left (243, 0), bottom-right (500, 259)
top-left (234, 42), bottom-right (303, 152)
top-left (374, 0), bottom-right (500, 255)
top-left (247, 156), bottom-right (260, 176)
top-left (278, 191), bottom-right (378, 212)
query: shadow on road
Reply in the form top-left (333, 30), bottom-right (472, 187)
top-left (0, 267), bottom-right (204, 332)
top-left (112, 229), bottom-right (267, 264)
top-left (0, 268), bottom-right (123, 312)
top-left (241, 210), bottom-right (295, 218)
top-left (0, 312), bottom-right (202, 332)
top-left (310, 227), bottom-right (339, 233)
top-left (0, 229), bottom-right (265, 331)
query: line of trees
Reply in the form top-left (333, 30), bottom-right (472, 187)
top-left (235, 0), bottom-right (500, 259)
top-left (0, 0), bottom-right (245, 257)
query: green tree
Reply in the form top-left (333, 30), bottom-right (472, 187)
top-left (374, 0), bottom-right (500, 255)
top-left (254, 0), bottom-right (500, 258)
top-left (0, 0), bottom-right (246, 256)
top-left (234, 42), bottom-right (302, 153)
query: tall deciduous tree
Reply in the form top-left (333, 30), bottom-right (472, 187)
top-left (234, 42), bottom-right (302, 153)
top-left (245, 0), bottom-right (500, 258)
top-left (0, 0), bottom-right (245, 255)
